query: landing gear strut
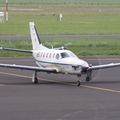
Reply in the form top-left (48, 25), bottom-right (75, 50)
top-left (32, 71), bottom-right (38, 84)
top-left (77, 74), bottom-right (81, 86)
top-left (86, 70), bottom-right (92, 82)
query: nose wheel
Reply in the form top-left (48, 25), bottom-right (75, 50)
top-left (77, 80), bottom-right (81, 86)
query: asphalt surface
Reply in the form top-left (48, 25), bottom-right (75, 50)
top-left (1, 34), bottom-right (120, 40)
top-left (0, 57), bottom-right (120, 120)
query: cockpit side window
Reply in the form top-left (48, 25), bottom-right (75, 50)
top-left (61, 52), bottom-right (70, 58)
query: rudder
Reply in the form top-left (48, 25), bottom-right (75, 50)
top-left (29, 22), bottom-right (42, 50)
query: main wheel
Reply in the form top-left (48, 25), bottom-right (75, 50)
top-left (77, 81), bottom-right (81, 87)
top-left (86, 70), bottom-right (92, 82)
top-left (33, 77), bottom-right (38, 84)
top-left (86, 76), bottom-right (90, 82)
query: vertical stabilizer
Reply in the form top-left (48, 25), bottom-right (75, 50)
top-left (29, 22), bottom-right (47, 50)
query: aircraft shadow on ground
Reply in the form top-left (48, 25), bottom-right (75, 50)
top-left (0, 79), bottom-right (78, 87)
top-left (1, 80), bottom-right (120, 87)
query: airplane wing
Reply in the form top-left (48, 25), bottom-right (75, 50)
top-left (88, 63), bottom-right (120, 70)
top-left (0, 47), bottom-right (32, 53)
top-left (0, 63), bottom-right (57, 73)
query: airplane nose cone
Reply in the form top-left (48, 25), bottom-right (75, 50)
top-left (83, 61), bottom-right (89, 68)
top-left (79, 59), bottom-right (89, 68)
top-left (68, 58), bottom-right (89, 68)
top-left (61, 57), bottom-right (89, 68)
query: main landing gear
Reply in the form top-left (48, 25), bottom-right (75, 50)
top-left (86, 70), bottom-right (92, 82)
top-left (77, 70), bottom-right (92, 87)
top-left (32, 71), bottom-right (38, 84)
top-left (77, 74), bottom-right (81, 86)
top-left (77, 80), bottom-right (81, 86)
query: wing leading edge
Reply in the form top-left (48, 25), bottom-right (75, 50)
top-left (0, 63), bottom-right (57, 73)
top-left (89, 63), bottom-right (120, 70)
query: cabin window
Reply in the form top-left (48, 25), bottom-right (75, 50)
top-left (46, 53), bottom-right (49, 58)
top-left (43, 53), bottom-right (45, 58)
top-left (53, 53), bottom-right (56, 58)
top-left (56, 54), bottom-right (60, 60)
top-left (44, 53), bottom-right (46, 58)
top-left (37, 53), bottom-right (40, 57)
top-left (49, 53), bottom-right (51, 58)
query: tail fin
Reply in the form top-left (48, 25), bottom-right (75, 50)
top-left (29, 22), bottom-right (47, 50)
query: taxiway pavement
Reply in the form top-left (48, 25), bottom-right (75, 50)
top-left (1, 34), bottom-right (120, 40)
top-left (0, 57), bottom-right (120, 120)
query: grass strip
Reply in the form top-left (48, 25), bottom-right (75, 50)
top-left (0, 38), bottom-right (120, 57)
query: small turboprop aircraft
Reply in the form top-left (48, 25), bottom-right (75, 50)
top-left (0, 22), bottom-right (120, 86)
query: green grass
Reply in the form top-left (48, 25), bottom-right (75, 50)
top-left (0, 1), bottom-right (120, 35)
top-left (0, 2), bottom-right (120, 56)
top-left (1, 0), bottom-right (120, 4)
top-left (0, 38), bottom-right (120, 57)
top-left (46, 38), bottom-right (120, 56)
top-left (0, 11), bottom-right (120, 34)
top-left (0, 39), bottom-right (32, 57)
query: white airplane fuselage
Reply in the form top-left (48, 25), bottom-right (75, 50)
top-left (32, 48), bottom-right (89, 75)
top-left (29, 22), bottom-right (89, 75)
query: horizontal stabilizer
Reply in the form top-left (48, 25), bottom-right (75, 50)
top-left (0, 47), bottom-right (32, 53)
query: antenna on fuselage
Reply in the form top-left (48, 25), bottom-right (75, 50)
top-left (45, 42), bottom-right (54, 49)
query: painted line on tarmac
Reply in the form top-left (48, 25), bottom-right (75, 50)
top-left (0, 84), bottom-right (5, 86)
top-left (0, 71), bottom-right (120, 93)
top-left (0, 71), bottom-right (67, 84)
top-left (81, 85), bottom-right (120, 93)
top-left (0, 71), bottom-right (32, 79)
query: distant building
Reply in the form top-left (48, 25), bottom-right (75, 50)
top-left (0, 12), bottom-right (4, 23)
top-left (59, 13), bottom-right (63, 21)
top-left (0, 0), bottom-right (8, 23)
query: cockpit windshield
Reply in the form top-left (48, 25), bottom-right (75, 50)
top-left (69, 52), bottom-right (77, 58)
top-left (60, 52), bottom-right (77, 59)
top-left (61, 52), bottom-right (70, 58)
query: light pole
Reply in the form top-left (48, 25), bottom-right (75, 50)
top-left (5, 0), bottom-right (8, 21)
